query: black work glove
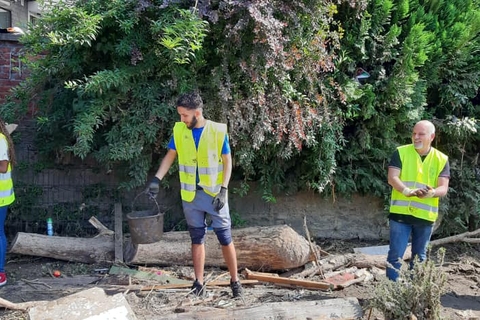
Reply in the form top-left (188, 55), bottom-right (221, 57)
top-left (147, 176), bottom-right (161, 198)
top-left (212, 187), bottom-right (228, 211)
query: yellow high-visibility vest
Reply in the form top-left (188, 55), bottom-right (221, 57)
top-left (0, 134), bottom-right (15, 206)
top-left (174, 121), bottom-right (226, 202)
top-left (390, 144), bottom-right (448, 222)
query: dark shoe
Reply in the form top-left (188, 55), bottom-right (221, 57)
top-left (230, 280), bottom-right (243, 298)
top-left (0, 272), bottom-right (6, 287)
top-left (191, 279), bottom-right (205, 296)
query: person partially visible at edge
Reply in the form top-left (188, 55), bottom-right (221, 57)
top-left (386, 120), bottom-right (450, 281)
top-left (146, 92), bottom-right (243, 298)
top-left (0, 119), bottom-right (16, 287)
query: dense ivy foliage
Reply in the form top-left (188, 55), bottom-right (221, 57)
top-left (334, 0), bottom-right (480, 234)
top-left (1, 0), bottom-right (479, 234)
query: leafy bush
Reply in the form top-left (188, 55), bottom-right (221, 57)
top-left (369, 248), bottom-right (448, 320)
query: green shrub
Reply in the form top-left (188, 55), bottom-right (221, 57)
top-left (369, 248), bottom-right (447, 320)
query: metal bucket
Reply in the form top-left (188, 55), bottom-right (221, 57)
top-left (127, 209), bottom-right (164, 244)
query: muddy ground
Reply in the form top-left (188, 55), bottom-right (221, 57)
top-left (0, 240), bottom-right (479, 320)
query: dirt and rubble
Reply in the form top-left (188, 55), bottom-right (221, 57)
top-left (0, 240), bottom-right (479, 320)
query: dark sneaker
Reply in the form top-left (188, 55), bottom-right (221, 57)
top-left (0, 272), bottom-right (6, 287)
top-left (190, 279), bottom-right (206, 296)
top-left (230, 280), bottom-right (243, 298)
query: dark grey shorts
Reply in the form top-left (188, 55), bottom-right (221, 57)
top-left (182, 189), bottom-right (231, 229)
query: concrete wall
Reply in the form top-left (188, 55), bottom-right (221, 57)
top-left (228, 183), bottom-right (389, 240)
top-left (146, 178), bottom-right (390, 240)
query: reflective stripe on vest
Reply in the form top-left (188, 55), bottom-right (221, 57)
top-left (0, 134), bottom-right (15, 207)
top-left (174, 120), bottom-right (226, 202)
top-left (389, 144), bottom-right (448, 222)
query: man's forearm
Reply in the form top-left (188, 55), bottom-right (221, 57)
top-left (155, 150), bottom-right (177, 180)
top-left (221, 154), bottom-right (232, 188)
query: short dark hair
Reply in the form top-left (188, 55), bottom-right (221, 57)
top-left (176, 92), bottom-right (203, 110)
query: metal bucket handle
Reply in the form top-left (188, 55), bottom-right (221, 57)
top-left (131, 189), bottom-right (161, 215)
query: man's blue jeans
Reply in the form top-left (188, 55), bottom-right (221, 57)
top-left (386, 219), bottom-right (434, 281)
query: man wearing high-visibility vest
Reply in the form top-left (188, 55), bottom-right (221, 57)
top-left (386, 120), bottom-right (450, 281)
top-left (147, 92), bottom-right (243, 298)
top-left (0, 119), bottom-right (16, 287)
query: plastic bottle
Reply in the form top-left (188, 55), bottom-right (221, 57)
top-left (47, 217), bottom-right (53, 236)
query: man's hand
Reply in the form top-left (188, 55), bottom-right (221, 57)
top-left (417, 186), bottom-right (436, 198)
top-left (212, 187), bottom-right (228, 211)
top-left (402, 187), bottom-right (418, 197)
top-left (147, 176), bottom-right (161, 198)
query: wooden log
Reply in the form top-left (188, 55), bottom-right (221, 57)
top-left (9, 232), bottom-right (114, 263)
top-left (9, 216), bottom-right (115, 263)
top-left (124, 225), bottom-right (314, 271)
top-left (155, 298), bottom-right (363, 320)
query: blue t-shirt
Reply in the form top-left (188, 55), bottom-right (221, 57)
top-left (167, 127), bottom-right (230, 154)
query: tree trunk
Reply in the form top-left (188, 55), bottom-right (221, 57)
top-left (9, 232), bottom-right (114, 263)
top-left (124, 225), bottom-right (314, 271)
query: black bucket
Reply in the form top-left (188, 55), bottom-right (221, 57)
top-left (127, 209), bottom-right (164, 244)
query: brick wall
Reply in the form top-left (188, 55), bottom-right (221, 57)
top-left (0, 34), bottom-right (24, 103)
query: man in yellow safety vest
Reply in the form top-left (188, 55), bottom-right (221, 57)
top-left (147, 92), bottom-right (243, 298)
top-left (386, 120), bottom-right (450, 281)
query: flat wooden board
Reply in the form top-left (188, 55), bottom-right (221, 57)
top-left (155, 297), bottom-right (363, 319)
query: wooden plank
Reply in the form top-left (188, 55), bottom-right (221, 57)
top-left (140, 279), bottom-right (259, 291)
top-left (245, 268), bottom-right (334, 290)
top-left (155, 298), bottom-right (363, 319)
top-left (114, 203), bottom-right (123, 263)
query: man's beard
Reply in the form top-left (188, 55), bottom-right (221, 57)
top-left (187, 116), bottom-right (198, 130)
top-left (414, 141), bottom-right (424, 149)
